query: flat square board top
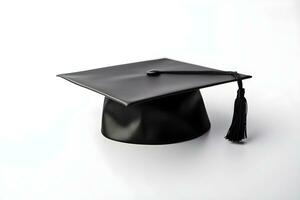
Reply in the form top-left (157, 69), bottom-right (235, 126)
top-left (57, 58), bottom-right (251, 106)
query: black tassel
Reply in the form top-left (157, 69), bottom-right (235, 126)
top-left (225, 78), bottom-right (248, 142)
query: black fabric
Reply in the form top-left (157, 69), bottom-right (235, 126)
top-left (57, 58), bottom-right (251, 106)
top-left (101, 90), bottom-right (210, 144)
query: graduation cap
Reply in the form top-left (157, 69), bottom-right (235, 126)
top-left (57, 58), bottom-right (252, 144)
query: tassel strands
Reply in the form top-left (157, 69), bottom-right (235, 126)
top-left (225, 73), bottom-right (248, 142)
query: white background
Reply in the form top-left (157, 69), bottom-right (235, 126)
top-left (0, 0), bottom-right (299, 199)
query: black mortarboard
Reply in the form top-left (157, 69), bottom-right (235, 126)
top-left (58, 58), bottom-right (252, 144)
